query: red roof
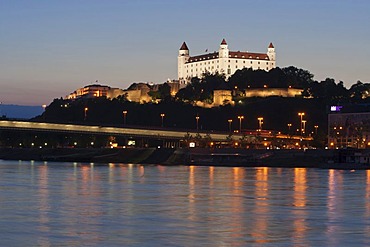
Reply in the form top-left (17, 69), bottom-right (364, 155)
top-left (229, 51), bottom-right (269, 60)
top-left (221, 39), bottom-right (227, 45)
top-left (179, 42), bottom-right (189, 50)
top-left (268, 42), bottom-right (274, 48)
top-left (186, 51), bottom-right (269, 63)
top-left (187, 52), bottom-right (219, 63)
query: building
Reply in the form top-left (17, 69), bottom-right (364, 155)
top-left (66, 84), bottom-right (124, 100)
top-left (328, 111), bottom-right (370, 149)
top-left (178, 39), bottom-right (276, 83)
top-left (123, 83), bottom-right (152, 103)
top-left (213, 90), bottom-right (234, 106)
top-left (245, 88), bottom-right (302, 98)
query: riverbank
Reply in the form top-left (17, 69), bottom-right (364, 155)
top-left (0, 147), bottom-right (369, 170)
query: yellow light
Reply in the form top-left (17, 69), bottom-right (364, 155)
top-left (330, 142), bottom-right (334, 146)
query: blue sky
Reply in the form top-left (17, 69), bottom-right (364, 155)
top-left (1, 0), bottom-right (369, 105)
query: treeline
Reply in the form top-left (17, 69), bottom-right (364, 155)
top-left (174, 66), bottom-right (370, 104)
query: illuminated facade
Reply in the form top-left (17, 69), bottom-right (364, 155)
top-left (328, 112), bottom-right (370, 149)
top-left (178, 39), bottom-right (276, 83)
top-left (66, 84), bottom-right (124, 100)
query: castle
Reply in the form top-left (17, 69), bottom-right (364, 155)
top-left (178, 39), bottom-right (276, 83)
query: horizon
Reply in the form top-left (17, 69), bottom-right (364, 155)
top-left (1, 0), bottom-right (370, 106)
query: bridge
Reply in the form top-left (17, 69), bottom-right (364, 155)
top-left (0, 120), bottom-right (312, 147)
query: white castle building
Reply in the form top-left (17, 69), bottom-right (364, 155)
top-left (178, 39), bottom-right (276, 83)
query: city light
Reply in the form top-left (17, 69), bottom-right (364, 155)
top-left (237, 115), bottom-right (244, 132)
top-left (257, 117), bottom-right (264, 130)
top-left (160, 113), bottom-right (165, 127)
top-left (123, 110), bottom-right (128, 125)
top-left (195, 115), bottom-right (200, 130)
top-left (228, 119), bottom-right (233, 133)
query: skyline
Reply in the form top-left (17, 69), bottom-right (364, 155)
top-left (1, 0), bottom-right (370, 105)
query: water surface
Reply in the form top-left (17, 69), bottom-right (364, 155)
top-left (0, 160), bottom-right (369, 246)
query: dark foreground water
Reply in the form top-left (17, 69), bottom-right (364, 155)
top-left (0, 160), bottom-right (369, 246)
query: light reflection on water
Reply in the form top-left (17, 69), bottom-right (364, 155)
top-left (0, 160), bottom-right (369, 246)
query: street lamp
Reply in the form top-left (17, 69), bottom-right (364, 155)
top-left (123, 110), bottom-right (128, 125)
top-left (237, 115), bottom-right (244, 132)
top-left (84, 107), bottom-right (88, 121)
top-left (160, 113), bottom-right (165, 127)
top-left (257, 117), bottom-right (264, 131)
top-left (228, 119), bottom-right (233, 133)
top-left (314, 125), bottom-right (318, 135)
top-left (195, 115), bottom-right (200, 130)
top-left (298, 112), bottom-right (305, 136)
top-left (302, 120), bottom-right (307, 135)
top-left (287, 123), bottom-right (292, 133)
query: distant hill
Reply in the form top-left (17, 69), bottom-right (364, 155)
top-left (0, 104), bottom-right (43, 119)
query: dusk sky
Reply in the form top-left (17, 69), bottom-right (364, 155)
top-left (1, 0), bottom-right (370, 105)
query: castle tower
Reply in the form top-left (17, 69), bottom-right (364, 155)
top-left (267, 42), bottom-right (275, 61)
top-left (218, 39), bottom-right (229, 75)
top-left (178, 42), bottom-right (190, 83)
top-left (218, 38), bottom-right (229, 58)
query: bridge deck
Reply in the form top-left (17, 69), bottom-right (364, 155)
top-left (0, 120), bottom-right (312, 142)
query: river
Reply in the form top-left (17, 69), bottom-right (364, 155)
top-left (0, 160), bottom-right (369, 246)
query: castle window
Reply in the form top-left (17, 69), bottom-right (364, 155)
top-left (228, 69), bottom-right (231, 74)
top-left (266, 62), bottom-right (268, 65)
top-left (236, 65), bottom-right (238, 68)
top-left (258, 62), bottom-right (260, 64)
top-left (266, 67), bottom-right (268, 70)
top-left (236, 60), bottom-right (238, 63)
top-left (243, 61), bottom-right (245, 64)
top-left (228, 60), bottom-right (230, 62)
top-left (228, 65), bottom-right (230, 68)
top-left (250, 61), bottom-right (253, 64)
